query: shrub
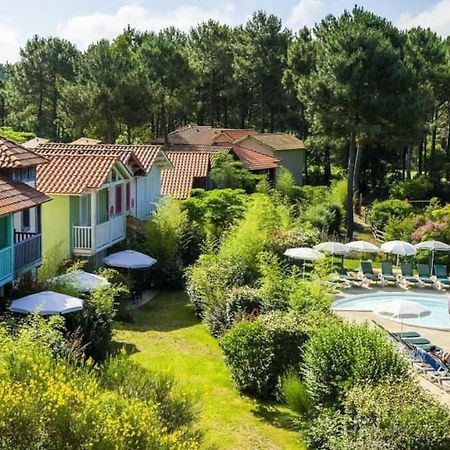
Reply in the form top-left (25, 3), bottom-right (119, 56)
top-left (66, 286), bottom-right (121, 360)
top-left (144, 197), bottom-right (190, 285)
top-left (305, 380), bottom-right (450, 449)
top-left (225, 285), bottom-right (262, 324)
top-left (302, 321), bottom-right (409, 406)
top-left (303, 202), bottom-right (343, 235)
top-left (101, 355), bottom-right (199, 433)
top-left (384, 216), bottom-right (417, 241)
top-left (220, 311), bottom-right (310, 398)
top-left (0, 321), bottom-right (203, 449)
top-left (390, 175), bottom-right (433, 200)
top-left (278, 371), bottom-right (312, 416)
top-left (367, 199), bottom-right (414, 231)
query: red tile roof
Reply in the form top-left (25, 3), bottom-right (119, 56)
top-left (161, 152), bottom-right (210, 199)
top-left (37, 154), bottom-right (119, 195)
top-left (213, 129), bottom-right (257, 142)
top-left (0, 175), bottom-right (50, 215)
top-left (229, 145), bottom-right (280, 170)
top-left (70, 137), bottom-right (102, 145)
top-left (241, 133), bottom-right (305, 151)
top-left (35, 143), bottom-right (166, 174)
top-left (164, 144), bottom-right (231, 153)
top-left (22, 137), bottom-right (50, 149)
top-left (0, 136), bottom-right (48, 168)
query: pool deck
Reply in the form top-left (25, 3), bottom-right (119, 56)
top-left (334, 285), bottom-right (450, 407)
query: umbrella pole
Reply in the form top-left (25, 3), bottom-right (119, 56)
top-left (431, 251), bottom-right (435, 273)
top-left (303, 261), bottom-right (305, 279)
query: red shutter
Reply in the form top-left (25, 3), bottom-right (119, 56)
top-left (115, 185), bottom-right (122, 215)
top-left (126, 182), bottom-right (131, 211)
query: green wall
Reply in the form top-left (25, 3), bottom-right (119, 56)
top-left (42, 195), bottom-right (79, 260)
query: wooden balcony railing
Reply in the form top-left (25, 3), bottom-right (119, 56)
top-left (13, 233), bottom-right (42, 273)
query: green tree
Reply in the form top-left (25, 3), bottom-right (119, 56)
top-left (303, 7), bottom-right (420, 237)
top-left (233, 11), bottom-right (291, 132)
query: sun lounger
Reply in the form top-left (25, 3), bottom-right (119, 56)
top-left (360, 261), bottom-right (380, 285)
top-left (402, 337), bottom-right (431, 345)
top-left (380, 261), bottom-right (398, 285)
top-left (392, 331), bottom-right (420, 338)
top-left (417, 264), bottom-right (436, 287)
top-left (328, 268), bottom-right (362, 288)
top-left (434, 264), bottom-right (450, 290)
top-left (414, 348), bottom-right (450, 387)
top-left (399, 263), bottom-right (420, 287)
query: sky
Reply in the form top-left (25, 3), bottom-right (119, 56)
top-left (0, 0), bottom-right (449, 63)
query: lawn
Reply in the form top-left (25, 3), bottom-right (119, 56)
top-left (114, 291), bottom-right (303, 450)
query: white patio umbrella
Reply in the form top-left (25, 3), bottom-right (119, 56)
top-left (103, 250), bottom-right (157, 269)
top-left (415, 240), bottom-right (450, 269)
top-left (284, 247), bottom-right (324, 278)
top-left (314, 242), bottom-right (350, 255)
top-left (9, 291), bottom-right (83, 315)
top-left (373, 299), bottom-right (431, 331)
top-left (49, 270), bottom-right (110, 292)
top-left (345, 241), bottom-right (380, 253)
top-left (381, 240), bottom-right (417, 265)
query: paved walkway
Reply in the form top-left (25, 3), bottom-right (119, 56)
top-left (334, 285), bottom-right (450, 408)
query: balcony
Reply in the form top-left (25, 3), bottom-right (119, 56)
top-left (0, 246), bottom-right (13, 287)
top-left (72, 215), bottom-right (126, 256)
top-left (13, 232), bottom-right (42, 275)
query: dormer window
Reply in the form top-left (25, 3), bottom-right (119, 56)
top-left (13, 167), bottom-right (36, 182)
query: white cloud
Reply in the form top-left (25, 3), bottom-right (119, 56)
top-left (0, 23), bottom-right (22, 63)
top-left (286, 0), bottom-right (327, 30)
top-left (397, 0), bottom-right (450, 36)
top-left (57, 3), bottom-right (239, 50)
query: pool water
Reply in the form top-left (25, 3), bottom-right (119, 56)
top-left (332, 292), bottom-right (450, 330)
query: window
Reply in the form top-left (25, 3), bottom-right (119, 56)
top-left (126, 182), bottom-right (131, 211)
top-left (80, 195), bottom-right (89, 226)
top-left (13, 167), bottom-right (36, 182)
top-left (21, 209), bottom-right (30, 231)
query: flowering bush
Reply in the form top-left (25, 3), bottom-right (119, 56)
top-left (0, 321), bottom-right (203, 449)
top-left (367, 199), bottom-right (414, 231)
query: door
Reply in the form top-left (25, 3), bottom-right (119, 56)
top-left (79, 195), bottom-right (89, 226)
top-left (115, 185), bottom-right (123, 215)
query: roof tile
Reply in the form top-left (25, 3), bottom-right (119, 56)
top-left (0, 136), bottom-right (48, 168)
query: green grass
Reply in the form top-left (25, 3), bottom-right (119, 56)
top-left (114, 291), bottom-right (303, 450)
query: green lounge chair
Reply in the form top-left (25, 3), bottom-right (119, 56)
top-left (400, 263), bottom-right (419, 286)
top-left (360, 261), bottom-right (379, 284)
top-left (380, 261), bottom-right (397, 285)
top-left (402, 337), bottom-right (431, 345)
top-left (393, 331), bottom-right (420, 338)
top-left (417, 264), bottom-right (435, 287)
top-left (434, 264), bottom-right (450, 289)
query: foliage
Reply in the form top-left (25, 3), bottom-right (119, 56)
top-left (38, 242), bottom-right (69, 282)
top-left (303, 202), bottom-right (343, 235)
top-left (209, 152), bottom-right (261, 191)
top-left (144, 197), bottom-right (191, 285)
top-left (219, 311), bottom-right (310, 398)
top-left (302, 321), bottom-right (409, 406)
top-left (66, 285), bottom-right (124, 361)
top-left (384, 216), bottom-right (417, 241)
top-left (0, 126), bottom-right (34, 143)
top-left (367, 199), bottom-right (414, 231)
top-left (390, 175), bottom-right (434, 200)
top-left (182, 188), bottom-right (247, 240)
top-left (278, 371), bottom-right (312, 416)
top-left (0, 320), bottom-right (203, 449)
top-left (305, 380), bottom-right (450, 449)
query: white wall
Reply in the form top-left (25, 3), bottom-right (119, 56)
top-left (135, 165), bottom-right (162, 220)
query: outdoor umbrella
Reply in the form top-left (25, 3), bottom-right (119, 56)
top-left (103, 250), bottom-right (157, 269)
top-left (284, 247), bottom-right (324, 278)
top-left (314, 242), bottom-right (350, 267)
top-left (415, 240), bottom-right (450, 269)
top-left (49, 270), bottom-right (110, 292)
top-left (373, 299), bottom-right (431, 331)
top-left (345, 240), bottom-right (380, 266)
top-left (9, 291), bottom-right (83, 315)
top-left (381, 240), bottom-right (417, 265)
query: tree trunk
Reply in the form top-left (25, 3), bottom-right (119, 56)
top-left (224, 97), bottom-right (228, 128)
top-left (347, 134), bottom-right (356, 239)
top-left (260, 85), bottom-right (265, 133)
top-left (126, 123), bottom-right (132, 144)
top-left (353, 138), bottom-right (364, 198)
top-left (446, 105), bottom-right (450, 179)
top-left (430, 108), bottom-right (439, 179)
top-left (324, 145), bottom-right (331, 186)
top-left (406, 145), bottom-right (412, 180)
top-left (418, 140), bottom-right (423, 175)
top-left (401, 147), bottom-right (406, 180)
top-left (424, 134), bottom-right (428, 176)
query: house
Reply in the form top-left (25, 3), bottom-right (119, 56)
top-left (153, 124), bottom-right (305, 184)
top-left (160, 143), bottom-right (280, 199)
top-left (35, 152), bottom-right (134, 263)
top-left (0, 137), bottom-right (50, 293)
top-left (34, 142), bottom-right (172, 220)
top-left (233, 133), bottom-right (306, 184)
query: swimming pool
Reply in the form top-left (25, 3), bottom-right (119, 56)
top-left (332, 292), bottom-right (450, 330)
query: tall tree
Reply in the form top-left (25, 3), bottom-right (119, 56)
top-left (188, 21), bottom-right (234, 127)
top-left (303, 8), bottom-right (419, 237)
top-left (5, 36), bottom-right (79, 139)
top-left (233, 11), bottom-right (291, 132)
